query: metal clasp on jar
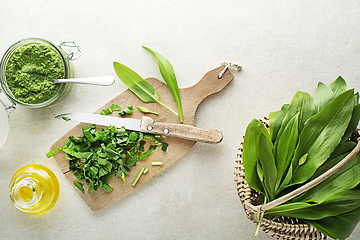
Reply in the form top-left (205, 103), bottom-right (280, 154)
top-left (59, 41), bottom-right (82, 61)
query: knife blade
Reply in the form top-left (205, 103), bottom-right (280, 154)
top-left (56, 113), bottom-right (223, 144)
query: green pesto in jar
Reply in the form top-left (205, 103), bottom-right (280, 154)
top-left (5, 42), bottom-right (65, 104)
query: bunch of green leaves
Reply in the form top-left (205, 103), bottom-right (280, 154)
top-left (47, 125), bottom-right (168, 194)
top-left (242, 76), bottom-right (360, 239)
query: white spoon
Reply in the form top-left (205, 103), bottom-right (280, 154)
top-left (47, 75), bottom-right (115, 86)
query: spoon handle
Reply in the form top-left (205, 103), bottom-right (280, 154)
top-left (52, 75), bottom-right (115, 86)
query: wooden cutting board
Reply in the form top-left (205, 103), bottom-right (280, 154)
top-left (50, 65), bottom-right (234, 211)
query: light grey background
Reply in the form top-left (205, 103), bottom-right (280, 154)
top-left (1, 1), bottom-right (360, 239)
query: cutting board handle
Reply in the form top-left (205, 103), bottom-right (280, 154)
top-left (181, 65), bottom-right (234, 120)
top-left (183, 65), bottom-right (234, 105)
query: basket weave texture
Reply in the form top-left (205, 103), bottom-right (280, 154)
top-left (234, 117), bottom-right (328, 240)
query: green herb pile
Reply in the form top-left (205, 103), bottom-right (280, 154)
top-left (47, 125), bottom-right (168, 194)
top-left (243, 77), bottom-right (360, 239)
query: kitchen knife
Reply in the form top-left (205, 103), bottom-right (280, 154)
top-left (56, 113), bottom-right (223, 144)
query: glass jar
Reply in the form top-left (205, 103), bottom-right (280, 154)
top-left (0, 91), bottom-right (13, 148)
top-left (9, 164), bottom-right (60, 215)
top-left (0, 38), bottom-right (80, 108)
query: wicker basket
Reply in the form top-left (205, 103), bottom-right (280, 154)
top-left (234, 116), bottom-right (360, 240)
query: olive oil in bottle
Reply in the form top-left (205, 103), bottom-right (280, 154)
top-left (9, 164), bottom-right (60, 215)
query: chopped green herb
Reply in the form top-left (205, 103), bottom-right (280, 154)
top-left (110, 104), bottom-right (121, 111)
top-left (46, 124), bottom-right (168, 194)
top-left (153, 119), bottom-right (161, 124)
top-left (118, 106), bottom-right (133, 116)
top-left (100, 104), bottom-right (121, 115)
top-left (62, 116), bottom-right (71, 122)
top-left (132, 167), bottom-right (147, 186)
top-left (136, 106), bottom-right (159, 115)
top-left (161, 142), bottom-right (169, 152)
top-left (73, 181), bottom-right (84, 194)
top-left (151, 162), bottom-right (163, 166)
top-left (46, 146), bottom-right (63, 158)
top-left (100, 108), bottom-right (112, 115)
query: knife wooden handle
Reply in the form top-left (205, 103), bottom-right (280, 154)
top-left (140, 116), bottom-right (223, 144)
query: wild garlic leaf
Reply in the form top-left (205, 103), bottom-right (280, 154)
top-left (354, 92), bottom-right (359, 105)
top-left (277, 162), bottom-right (293, 194)
top-left (258, 133), bottom-right (277, 201)
top-left (329, 76), bottom-right (347, 97)
top-left (269, 104), bottom-right (289, 143)
top-left (266, 190), bottom-right (360, 220)
top-left (312, 82), bottom-right (334, 113)
top-left (113, 62), bottom-right (158, 102)
top-left (113, 62), bottom-right (177, 115)
top-left (341, 104), bottom-right (360, 143)
top-left (306, 204), bottom-right (360, 240)
top-left (256, 162), bottom-right (264, 182)
top-left (291, 89), bottom-right (354, 185)
top-left (311, 141), bottom-right (357, 180)
top-left (243, 119), bottom-right (272, 195)
top-left (275, 92), bottom-right (315, 149)
top-left (293, 150), bottom-right (360, 203)
top-left (269, 111), bottom-right (280, 142)
top-left (275, 113), bottom-right (299, 190)
top-left (143, 46), bottom-right (183, 122)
